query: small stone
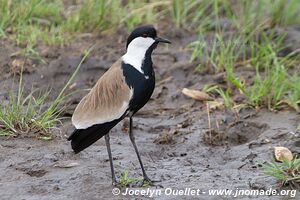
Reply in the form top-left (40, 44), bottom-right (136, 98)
top-left (274, 147), bottom-right (293, 162)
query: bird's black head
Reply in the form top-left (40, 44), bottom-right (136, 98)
top-left (126, 25), bottom-right (171, 49)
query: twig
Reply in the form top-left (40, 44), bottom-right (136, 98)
top-left (156, 76), bottom-right (173, 86)
top-left (206, 103), bottom-right (212, 144)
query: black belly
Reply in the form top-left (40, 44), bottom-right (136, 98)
top-left (122, 62), bottom-right (155, 114)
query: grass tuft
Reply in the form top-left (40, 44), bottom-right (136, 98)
top-left (0, 48), bottom-right (92, 138)
top-left (119, 169), bottom-right (150, 187)
top-left (0, 69), bottom-right (61, 137)
top-left (189, 22), bottom-right (300, 111)
top-left (119, 170), bottom-right (141, 187)
top-left (262, 157), bottom-right (300, 189)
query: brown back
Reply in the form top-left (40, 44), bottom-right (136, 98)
top-left (72, 59), bottom-right (132, 129)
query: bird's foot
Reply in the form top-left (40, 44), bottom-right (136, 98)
top-left (141, 176), bottom-right (163, 188)
top-left (112, 179), bottom-right (119, 187)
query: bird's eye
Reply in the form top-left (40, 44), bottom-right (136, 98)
top-left (142, 33), bottom-right (148, 38)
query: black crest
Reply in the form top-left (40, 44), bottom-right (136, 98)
top-left (126, 25), bottom-right (157, 48)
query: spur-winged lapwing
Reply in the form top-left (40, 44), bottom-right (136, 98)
top-left (68, 25), bottom-right (170, 185)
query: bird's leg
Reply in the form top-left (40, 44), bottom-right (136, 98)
top-left (105, 134), bottom-right (118, 186)
top-left (129, 117), bottom-right (155, 185)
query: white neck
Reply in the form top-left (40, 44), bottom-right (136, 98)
top-left (122, 37), bottom-right (155, 74)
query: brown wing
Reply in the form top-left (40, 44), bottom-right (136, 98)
top-left (72, 59), bottom-right (132, 129)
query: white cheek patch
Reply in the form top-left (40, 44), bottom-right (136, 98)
top-left (122, 37), bottom-right (155, 74)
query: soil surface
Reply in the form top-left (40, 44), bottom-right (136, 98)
top-left (1, 25), bottom-right (300, 200)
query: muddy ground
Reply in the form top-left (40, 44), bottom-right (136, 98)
top-left (0, 24), bottom-right (300, 200)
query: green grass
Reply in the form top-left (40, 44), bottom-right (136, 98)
top-left (0, 0), bottom-right (64, 43)
top-left (236, 35), bottom-right (299, 110)
top-left (62, 0), bottom-right (119, 33)
top-left (214, 88), bottom-right (233, 108)
top-left (1, 0), bottom-right (300, 47)
top-left (189, 34), bottom-right (246, 73)
top-left (0, 0), bottom-right (170, 48)
top-left (0, 70), bottom-right (61, 137)
top-left (201, 33), bottom-right (300, 111)
top-left (119, 170), bottom-right (142, 187)
top-left (218, 0), bottom-right (300, 33)
top-left (119, 170), bottom-right (150, 187)
top-left (189, 0), bottom-right (300, 111)
top-left (63, 0), bottom-right (169, 33)
top-left (262, 157), bottom-right (300, 189)
top-left (0, 48), bottom-right (92, 138)
top-left (171, 0), bottom-right (214, 31)
top-left (286, 75), bottom-right (300, 112)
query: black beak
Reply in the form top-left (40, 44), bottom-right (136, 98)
top-left (155, 37), bottom-right (171, 44)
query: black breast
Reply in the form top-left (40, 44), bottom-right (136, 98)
top-left (122, 62), bottom-right (155, 114)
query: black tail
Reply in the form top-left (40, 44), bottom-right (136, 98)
top-left (68, 118), bottom-right (122, 154)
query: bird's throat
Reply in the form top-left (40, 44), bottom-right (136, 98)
top-left (122, 47), bottom-right (154, 77)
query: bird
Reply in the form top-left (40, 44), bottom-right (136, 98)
top-left (68, 25), bottom-right (170, 185)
